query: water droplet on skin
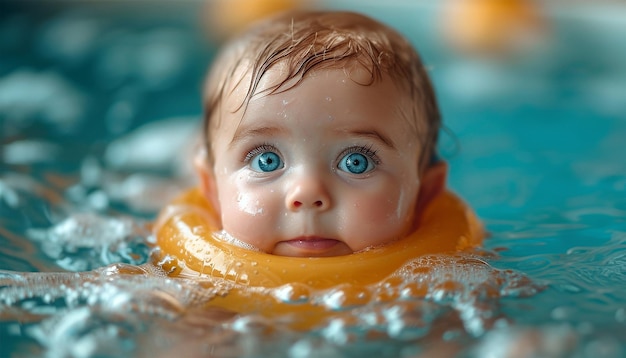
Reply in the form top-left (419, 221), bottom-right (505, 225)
top-left (237, 193), bottom-right (264, 215)
top-left (277, 109), bottom-right (288, 119)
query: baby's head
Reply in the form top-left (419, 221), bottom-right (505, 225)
top-left (196, 10), bottom-right (447, 257)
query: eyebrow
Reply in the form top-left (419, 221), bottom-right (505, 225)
top-left (229, 126), bottom-right (287, 147)
top-left (339, 128), bottom-right (396, 150)
top-left (229, 125), bottom-right (396, 150)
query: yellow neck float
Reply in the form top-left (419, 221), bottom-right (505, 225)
top-left (153, 188), bottom-right (483, 328)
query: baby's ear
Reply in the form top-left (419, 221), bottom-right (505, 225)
top-left (415, 161), bottom-right (448, 215)
top-left (194, 147), bottom-right (221, 217)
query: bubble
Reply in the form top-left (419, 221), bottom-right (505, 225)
top-left (472, 325), bottom-right (579, 358)
top-left (288, 338), bottom-right (340, 358)
top-left (322, 286), bottom-right (371, 310)
top-left (230, 315), bottom-right (272, 334)
top-left (321, 319), bottom-right (353, 345)
top-left (26, 213), bottom-right (152, 270)
top-left (271, 283), bottom-right (310, 304)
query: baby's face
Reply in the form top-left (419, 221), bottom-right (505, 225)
top-left (206, 67), bottom-right (423, 257)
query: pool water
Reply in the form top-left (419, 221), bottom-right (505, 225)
top-left (2, 1), bottom-right (626, 357)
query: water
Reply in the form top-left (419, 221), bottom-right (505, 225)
top-left (2, 1), bottom-right (626, 357)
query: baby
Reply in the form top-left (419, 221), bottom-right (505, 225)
top-left (194, 10), bottom-right (447, 257)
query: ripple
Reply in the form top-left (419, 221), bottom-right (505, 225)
top-left (26, 213), bottom-right (153, 271)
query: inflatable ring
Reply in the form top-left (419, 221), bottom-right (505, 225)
top-left (153, 188), bottom-right (483, 328)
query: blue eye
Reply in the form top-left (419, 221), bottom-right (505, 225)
top-left (250, 151), bottom-right (283, 172)
top-left (338, 152), bottom-right (374, 174)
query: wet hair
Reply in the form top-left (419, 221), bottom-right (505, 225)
top-left (202, 10), bottom-right (441, 173)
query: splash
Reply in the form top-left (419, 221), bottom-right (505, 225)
top-left (0, 263), bottom-right (233, 357)
top-left (0, 251), bottom-right (544, 357)
top-left (26, 213), bottom-right (153, 271)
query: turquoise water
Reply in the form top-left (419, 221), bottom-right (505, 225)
top-left (2, 2), bottom-right (626, 357)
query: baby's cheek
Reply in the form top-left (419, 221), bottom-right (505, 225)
top-left (344, 195), bottom-right (385, 227)
top-left (236, 192), bottom-right (266, 216)
top-left (221, 191), bottom-right (272, 249)
top-left (357, 190), bottom-right (414, 234)
top-left (368, 195), bottom-right (404, 224)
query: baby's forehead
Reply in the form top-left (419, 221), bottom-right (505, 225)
top-left (218, 73), bottom-right (400, 134)
top-left (226, 59), bottom-right (408, 103)
top-left (215, 65), bottom-right (419, 136)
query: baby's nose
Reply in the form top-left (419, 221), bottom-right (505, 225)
top-left (285, 177), bottom-right (331, 212)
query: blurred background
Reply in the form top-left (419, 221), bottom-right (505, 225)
top-left (2, 0), bottom-right (624, 205)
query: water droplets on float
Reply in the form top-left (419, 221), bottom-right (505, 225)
top-left (192, 226), bottom-right (205, 236)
